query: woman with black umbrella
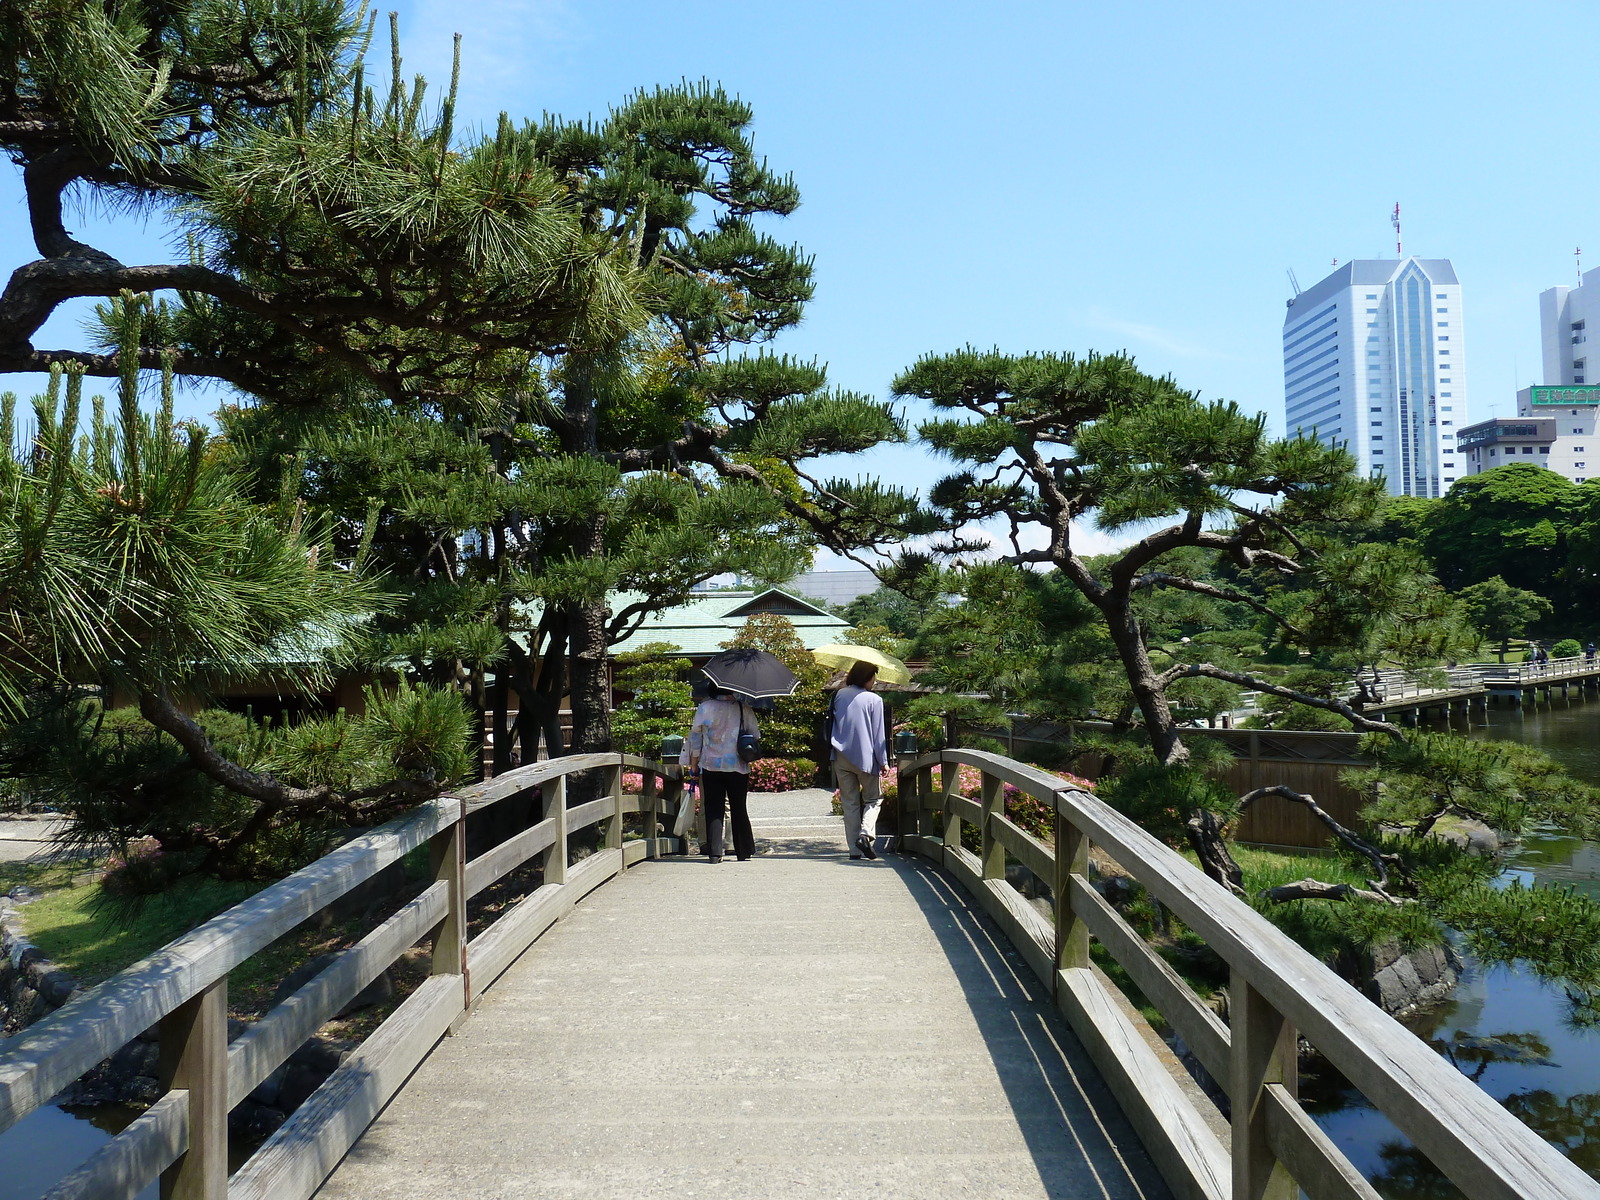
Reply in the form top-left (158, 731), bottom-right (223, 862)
top-left (684, 683), bottom-right (760, 863)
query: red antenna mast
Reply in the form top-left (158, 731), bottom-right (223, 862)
top-left (1391, 203), bottom-right (1402, 257)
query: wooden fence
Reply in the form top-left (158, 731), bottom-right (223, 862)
top-left (955, 719), bottom-right (1369, 850)
top-left (0, 753), bottom-right (686, 1200)
top-left (895, 748), bottom-right (1599, 1200)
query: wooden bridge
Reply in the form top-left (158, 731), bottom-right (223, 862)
top-left (2, 750), bottom-right (1596, 1200)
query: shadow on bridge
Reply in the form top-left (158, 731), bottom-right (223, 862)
top-left (894, 857), bottom-right (1170, 1199)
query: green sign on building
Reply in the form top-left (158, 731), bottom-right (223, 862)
top-left (1528, 385), bottom-right (1600, 405)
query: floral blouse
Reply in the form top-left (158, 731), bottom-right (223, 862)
top-left (685, 698), bottom-right (757, 774)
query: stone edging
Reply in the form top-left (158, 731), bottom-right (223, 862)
top-left (1, 888), bottom-right (82, 1035)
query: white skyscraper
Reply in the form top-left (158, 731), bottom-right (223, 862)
top-left (1282, 258), bottom-right (1464, 497)
top-left (1539, 265), bottom-right (1600, 384)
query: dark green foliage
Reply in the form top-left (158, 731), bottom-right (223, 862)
top-left (1554, 638), bottom-right (1583, 659)
top-left (841, 587), bottom-right (925, 638)
top-left (610, 644), bottom-right (695, 759)
top-left (1349, 732), bottom-right (1600, 844)
top-left (1426, 464), bottom-right (1575, 595)
top-left (2, 687), bottom-right (467, 886)
top-left (1457, 575), bottom-right (1552, 662)
top-left (0, 330), bottom-right (473, 887)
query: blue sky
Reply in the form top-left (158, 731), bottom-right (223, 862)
top-left (4, 1), bottom-right (1597, 559)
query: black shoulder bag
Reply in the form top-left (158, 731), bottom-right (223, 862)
top-left (736, 702), bottom-right (764, 763)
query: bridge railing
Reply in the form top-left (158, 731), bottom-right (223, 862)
top-left (0, 753), bottom-right (687, 1200)
top-left (1478, 655), bottom-right (1599, 686)
top-left (896, 747), bottom-right (1599, 1200)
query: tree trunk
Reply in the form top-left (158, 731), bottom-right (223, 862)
top-left (1185, 808), bottom-right (1244, 894)
top-left (491, 670), bottom-right (511, 774)
top-left (567, 600), bottom-right (612, 755)
top-left (1100, 596), bottom-right (1188, 767)
top-left (1099, 589), bottom-right (1244, 889)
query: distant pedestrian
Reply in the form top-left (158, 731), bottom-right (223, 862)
top-left (1587, 641), bottom-right (1597, 663)
top-left (829, 661), bottom-right (890, 860)
top-left (685, 684), bottom-right (759, 863)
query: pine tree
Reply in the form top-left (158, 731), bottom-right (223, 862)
top-left (1, 4), bottom-right (644, 401)
top-left (0, 298), bottom-right (472, 878)
top-left (887, 347), bottom-right (1600, 999)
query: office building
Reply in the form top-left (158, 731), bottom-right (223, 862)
top-left (1456, 385), bottom-right (1597, 485)
top-left (1539, 266), bottom-right (1600, 384)
top-left (1283, 258), bottom-right (1464, 497)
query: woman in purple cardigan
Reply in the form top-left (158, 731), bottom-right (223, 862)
top-left (829, 661), bottom-right (890, 860)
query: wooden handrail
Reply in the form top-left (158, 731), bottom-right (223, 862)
top-left (1, 753), bottom-right (687, 1200)
top-left (896, 747), bottom-right (1599, 1200)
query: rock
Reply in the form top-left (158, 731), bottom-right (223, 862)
top-left (339, 970), bottom-right (393, 1016)
top-left (289, 1034), bottom-right (356, 1074)
top-left (7, 885), bottom-right (40, 902)
top-left (1359, 939), bottom-right (1462, 1016)
top-left (229, 1100), bottom-right (287, 1141)
top-left (124, 1074), bottom-right (164, 1105)
top-left (39, 970), bottom-right (75, 1007)
top-left (277, 1062), bottom-right (330, 1113)
top-left (108, 1039), bottom-right (159, 1082)
top-left (247, 1064), bottom-right (289, 1108)
top-left (272, 952), bottom-right (343, 1007)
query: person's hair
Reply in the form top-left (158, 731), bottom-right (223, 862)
top-left (705, 683), bottom-right (728, 700)
top-left (844, 661), bottom-right (879, 689)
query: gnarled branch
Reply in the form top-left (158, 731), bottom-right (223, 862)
top-left (1159, 662), bottom-right (1404, 738)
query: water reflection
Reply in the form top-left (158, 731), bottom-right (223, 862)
top-left (1305, 691), bottom-right (1600, 1197)
top-left (0, 1102), bottom-right (154, 1200)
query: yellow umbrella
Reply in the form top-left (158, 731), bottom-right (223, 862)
top-left (811, 643), bottom-right (912, 685)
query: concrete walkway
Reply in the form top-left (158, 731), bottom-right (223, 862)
top-left (316, 800), bottom-right (1169, 1200)
top-left (0, 818), bottom-right (69, 864)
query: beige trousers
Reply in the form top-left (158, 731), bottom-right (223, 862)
top-left (834, 752), bottom-right (881, 853)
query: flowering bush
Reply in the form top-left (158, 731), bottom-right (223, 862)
top-left (747, 757), bottom-right (819, 791)
top-left (100, 835), bottom-right (179, 897)
top-left (827, 761), bottom-right (1094, 837)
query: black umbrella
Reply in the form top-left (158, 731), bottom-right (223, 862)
top-left (698, 648), bottom-right (800, 701)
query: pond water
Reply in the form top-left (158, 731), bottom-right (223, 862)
top-left (0, 1103), bottom-right (152, 1200)
top-left (1308, 692), bottom-right (1600, 1198)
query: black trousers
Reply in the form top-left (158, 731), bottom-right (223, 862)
top-left (701, 770), bottom-right (755, 860)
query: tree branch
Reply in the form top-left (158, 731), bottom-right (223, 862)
top-left (1132, 572), bottom-right (1304, 636)
top-left (137, 688), bottom-right (441, 810)
top-left (1259, 879), bottom-right (1400, 905)
top-left (1239, 783), bottom-right (1406, 893)
top-left (1160, 662), bottom-right (1404, 737)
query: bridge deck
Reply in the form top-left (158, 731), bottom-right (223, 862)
top-left (316, 806), bottom-right (1168, 1200)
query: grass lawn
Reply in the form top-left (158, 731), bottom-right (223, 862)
top-left (4, 860), bottom-right (261, 987)
top-left (3, 852), bottom-right (432, 1034)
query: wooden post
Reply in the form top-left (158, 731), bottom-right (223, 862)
top-left (641, 769), bottom-right (659, 857)
top-left (544, 774), bottom-right (568, 885)
top-left (980, 771), bottom-right (1004, 880)
top-left (429, 801), bottom-right (469, 1019)
top-left (1230, 973), bottom-right (1298, 1200)
top-left (605, 763), bottom-right (624, 860)
top-left (159, 977), bottom-right (227, 1200)
top-left (896, 755), bottom-right (915, 851)
top-left (1054, 812), bottom-right (1089, 977)
top-left (916, 764), bottom-right (935, 838)
top-left (941, 760), bottom-right (960, 850)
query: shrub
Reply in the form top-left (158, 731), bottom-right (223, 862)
top-left (612, 644), bottom-right (695, 759)
top-left (1553, 638), bottom-right (1583, 659)
top-left (748, 757), bottom-right (819, 791)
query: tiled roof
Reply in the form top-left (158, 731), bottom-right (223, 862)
top-left (518, 589), bottom-right (852, 657)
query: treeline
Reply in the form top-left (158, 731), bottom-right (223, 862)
top-left (1375, 463), bottom-right (1600, 639)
